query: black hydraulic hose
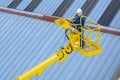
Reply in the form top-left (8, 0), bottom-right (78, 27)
top-left (65, 29), bottom-right (69, 40)
top-left (66, 44), bottom-right (73, 54)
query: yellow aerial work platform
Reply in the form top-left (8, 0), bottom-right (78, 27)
top-left (15, 16), bottom-right (102, 80)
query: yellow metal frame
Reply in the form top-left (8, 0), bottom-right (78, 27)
top-left (15, 16), bottom-right (102, 80)
top-left (55, 17), bottom-right (102, 56)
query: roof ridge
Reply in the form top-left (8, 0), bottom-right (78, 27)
top-left (0, 6), bottom-right (120, 35)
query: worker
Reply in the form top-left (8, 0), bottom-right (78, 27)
top-left (72, 8), bottom-right (85, 48)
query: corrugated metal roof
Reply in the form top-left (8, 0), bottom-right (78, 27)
top-left (0, 0), bottom-right (13, 7)
top-left (88, 0), bottom-right (112, 21)
top-left (110, 10), bottom-right (120, 29)
top-left (0, 0), bottom-right (120, 80)
top-left (16, 0), bottom-right (33, 10)
top-left (34, 0), bottom-right (64, 15)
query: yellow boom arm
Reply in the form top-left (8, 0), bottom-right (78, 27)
top-left (16, 44), bottom-right (73, 80)
top-left (16, 54), bottom-right (58, 80)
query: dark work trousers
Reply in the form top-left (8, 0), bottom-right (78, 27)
top-left (77, 26), bottom-right (85, 48)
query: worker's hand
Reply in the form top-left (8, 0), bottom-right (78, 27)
top-left (69, 19), bottom-right (73, 23)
